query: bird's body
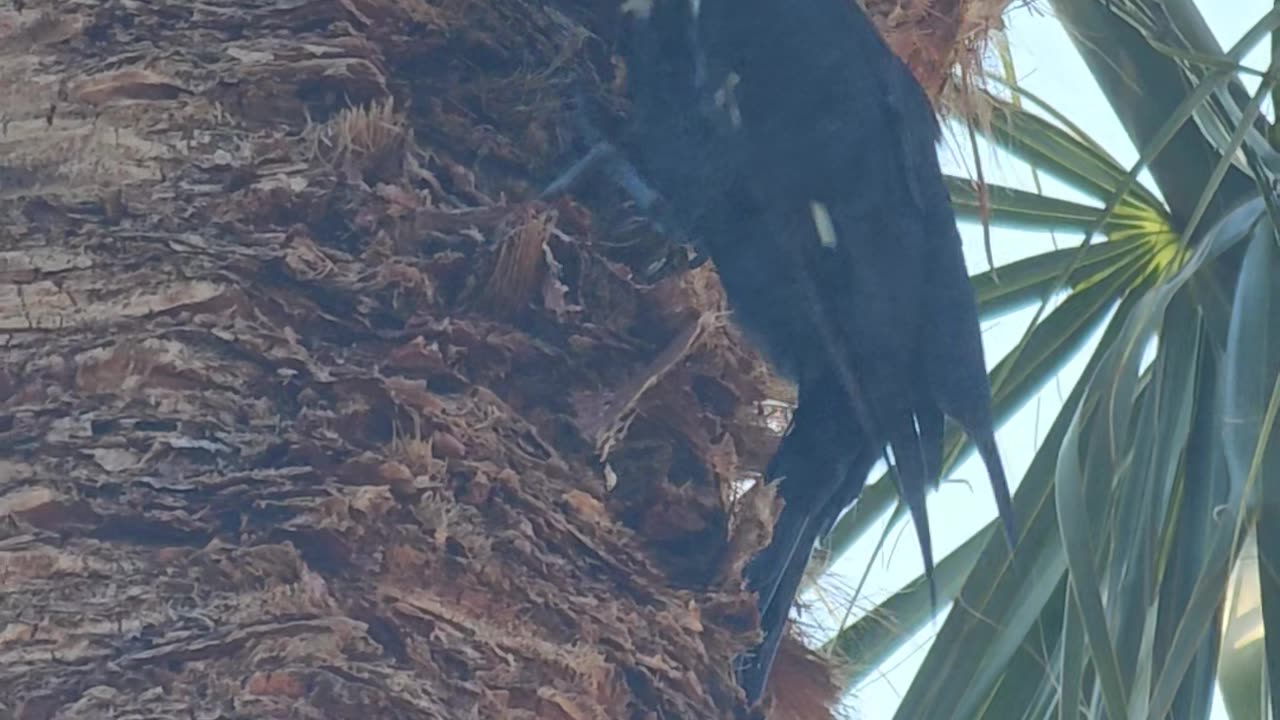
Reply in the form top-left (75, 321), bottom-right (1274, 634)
top-left (554, 0), bottom-right (1016, 705)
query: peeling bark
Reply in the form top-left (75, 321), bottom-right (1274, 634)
top-left (0, 0), bottom-right (1004, 718)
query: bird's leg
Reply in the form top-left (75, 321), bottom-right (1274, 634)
top-left (541, 139), bottom-right (665, 216)
top-left (538, 140), bottom-right (618, 200)
top-left (542, 139), bottom-right (709, 262)
top-left (542, 140), bottom-right (709, 270)
top-left (539, 87), bottom-right (661, 206)
top-left (540, 94), bottom-right (710, 266)
top-left (540, 85), bottom-right (645, 201)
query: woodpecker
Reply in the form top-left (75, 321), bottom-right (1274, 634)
top-left (546, 0), bottom-right (1016, 706)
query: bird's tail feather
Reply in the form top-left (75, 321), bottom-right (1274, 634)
top-left (746, 482), bottom-right (817, 613)
top-left (942, 394), bottom-right (1017, 552)
top-left (740, 497), bottom-right (828, 705)
top-left (739, 383), bottom-right (876, 705)
top-left (887, 411), bottom-right (938, 608)
top-left (972, 426), bottom-right (1016, 550)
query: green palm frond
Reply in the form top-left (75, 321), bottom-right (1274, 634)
top-left (819, 3), bottom-right (1280, 717)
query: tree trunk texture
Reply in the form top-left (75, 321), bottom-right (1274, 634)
top-left (0, 1), bottom-right (998, 718)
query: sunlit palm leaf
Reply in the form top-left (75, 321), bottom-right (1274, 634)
top-left (821, 2), bottom-right (1280, 717)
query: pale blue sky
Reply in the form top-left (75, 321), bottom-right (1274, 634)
top-left (825, 2), bottom-right (1272, 717)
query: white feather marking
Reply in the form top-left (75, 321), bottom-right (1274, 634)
top-left (620, 0), bottom-right (653, 19)
top-left (810, 201), bottom-right (838, 249)
top-left (714, 72), bottom-right (742, 129)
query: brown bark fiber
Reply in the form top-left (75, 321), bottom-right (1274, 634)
top-left (0, 1), bottom-right (1004, 718)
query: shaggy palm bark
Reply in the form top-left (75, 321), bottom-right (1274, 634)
top-left (0, 0), bottom-right (1000, 717)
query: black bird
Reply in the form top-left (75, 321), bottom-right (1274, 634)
top-left (545, 0), bottom-right (1017, 706)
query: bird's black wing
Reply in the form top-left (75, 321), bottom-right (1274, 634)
top-left (697, 0), bottom-right (1016, 581)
